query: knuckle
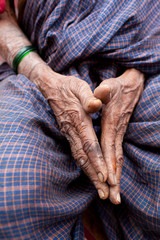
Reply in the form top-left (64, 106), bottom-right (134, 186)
top-left (71, 79), bottom-right (87, 93)
top-left (117, 157), bottom-right (124, 168)
top-left (83, 141), bottom-right (93, 153)
top-left (116, 177), bottom-right (121, 185)
top-left (83, 141), bottom-right (99, 154)
top-left (60, 122), bottom-right (73, 136)
top-left (67, 109), bottom-right (83, 127)
top-left (77, 157), bottom-right (90, 170)
top-left (81, 159), bottom-right (91, 170)
top-left (68, 109), bottom-right (80, 121)
top-left (73, 149), bottom-right (85, 162)
top-left (78, 80), bottom-right (88, 90)
top-left (64, 133), bottom-right (74, 145)
top-left (77, 122), bottom-right (88, 135)
top-left (107, 142), bottom-right (116, 150)
top-left (59, 110), bottom-right (81, 135)
top-left (107, 166), bottom-right (114, 174)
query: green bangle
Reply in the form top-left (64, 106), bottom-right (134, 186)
top-left (12, 45), bottom-right (37, 73)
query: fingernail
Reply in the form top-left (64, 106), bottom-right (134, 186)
top-left (117, 193), bottom-right (121, 203)
top-left (79, 158), bottom-right (85, 166)
top-left (109, 173), bottom-right (117, 186)
top-left (98, 172), bottom-right (104, 183)
top-left (98, 189), bottom-right (105, 199)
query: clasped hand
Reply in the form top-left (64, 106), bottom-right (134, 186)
top-left (32, 66), bottom-right (144, 204)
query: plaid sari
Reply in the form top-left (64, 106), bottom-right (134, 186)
top-left (0, 0), bottom-right (160, 239)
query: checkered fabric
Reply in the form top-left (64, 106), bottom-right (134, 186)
top-left (0, 0), bottom-right (160, 239)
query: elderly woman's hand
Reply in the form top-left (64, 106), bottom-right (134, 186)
top-left (94, 69), bottom-right (144, 204)
top-left (30, 64), bottom-right (109, 200)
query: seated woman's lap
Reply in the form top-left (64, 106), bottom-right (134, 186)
top-left (0, 64), bottom-right (96, 239)
top-left (0, 64), bottom-right (160, 240)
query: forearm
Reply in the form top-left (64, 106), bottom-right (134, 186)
top-left (0, 0), bottom-right (46, 80)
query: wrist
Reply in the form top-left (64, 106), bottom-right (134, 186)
top-left (17, 51), bottom-right (45, 79)
top-left (25, 56), bottom-right (58, 98)
top-left (122, 68), bottom-right (144, 80)
top-left (12, 45), bottom-right (37, 73)
top-left (118, 68), bottom-right (144, 87)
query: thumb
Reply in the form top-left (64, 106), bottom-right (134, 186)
top-left (94, 82), bottom-right (111, 105)
top-left (71, 79), bottom-right (102, 113)
top-left (94, 79), bottom-right (121, 105)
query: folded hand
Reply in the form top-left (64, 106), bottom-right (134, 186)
top-left (94, 69), bottom-right (144, 204)
top-left (31, 65), bottom-right (109, 200)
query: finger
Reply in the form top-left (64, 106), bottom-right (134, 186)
top-left (101, 118), bottom-right (117, 186)
top-left (95, 80), bottom-right (121, 186)
top-left (67, 127), bottom-right (109, 200)
top-left (94, 80), bottom-right (122, 106)
top-left (76, 113), bottom-right (108, 183)
top-left (109, 115), bottom-right (128, 204)
top-left (109, 157), bottom-right (123, 205)
top-left (71, 79), bottom-right (102, 113)
top-left (82, 162), bottom-right (109, 200)
top-left (109, 133), bottom-right (124, 205)
top-left (58, 105), bottom-right (108, 183)
top-left (79, 155), bottom-right (109, 200)
top-left (101, 100), bottom-right (121, 186)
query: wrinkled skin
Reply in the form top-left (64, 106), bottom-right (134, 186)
top-left (0, 0), bottom-right (145, 205)
top-left (31, 65), bottom-right (144, 204)
top-left (94, 69), bottom-right (144, 202)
